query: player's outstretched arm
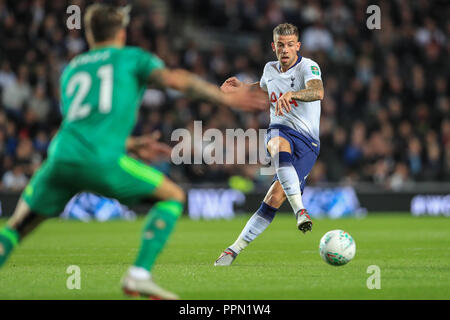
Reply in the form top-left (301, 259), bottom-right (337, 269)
top-left (276, 79), bottom-right (324, 116)
top-left (148, 69), bottom-right (268, 112)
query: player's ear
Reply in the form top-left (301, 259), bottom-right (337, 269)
top-left (86, 29), bottom-right (95, 48)
top-left (271, 42), bottom-right (275, 52)
top-left (297, 41), bottom-right (301, 52)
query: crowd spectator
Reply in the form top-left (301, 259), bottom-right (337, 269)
top-left (0, 0), bottom-right (448, 192)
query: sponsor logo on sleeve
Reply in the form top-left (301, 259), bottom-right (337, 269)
top-left (311, 66), bottom-right (320, 75)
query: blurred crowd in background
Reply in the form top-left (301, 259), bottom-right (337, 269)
top-left (0, 0), bottom-right (448, 192)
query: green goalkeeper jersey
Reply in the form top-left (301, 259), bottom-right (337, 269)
top-left (48, 45), bottom-right (164, 163)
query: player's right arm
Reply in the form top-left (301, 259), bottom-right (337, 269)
top-left (148, 69), bottom-right (268, 112)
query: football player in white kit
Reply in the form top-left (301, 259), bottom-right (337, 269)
top-left (215, 23), bottom-right (324, 266)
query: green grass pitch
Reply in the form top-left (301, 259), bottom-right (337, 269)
top-left (0, 213), bottom-right (449, 300)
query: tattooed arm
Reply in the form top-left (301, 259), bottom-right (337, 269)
top-left (148, 69), bottom-right (267, 112)
top-left (292, 79), bottom-right (324, 101)
top-left (275, 79), bottom-right (324, 116)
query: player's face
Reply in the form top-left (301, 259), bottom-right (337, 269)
top-left (272, 35), bottom-right (301, 70)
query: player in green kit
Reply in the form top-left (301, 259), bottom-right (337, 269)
top-left (0, 4), bottom-right (267, 299)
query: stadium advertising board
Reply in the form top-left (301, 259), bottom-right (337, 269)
top-left (1, 190), bottom-right (449, 218)
top-left (187, 187), bottom-right (366, 219)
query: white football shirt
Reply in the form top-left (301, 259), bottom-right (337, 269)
top-left (260, 56), bottom-right (322, 141)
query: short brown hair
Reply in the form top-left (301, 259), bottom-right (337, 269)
top-left (273, 23), bottom-right (299, 39)
top-left (84, 4), bottom-right (130, 42)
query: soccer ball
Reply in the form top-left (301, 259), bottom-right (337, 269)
top-left (319, 230), bottom-right (356, 266)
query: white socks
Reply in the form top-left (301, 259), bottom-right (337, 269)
top-left (229, 202), bottom-right (277, 254)
top-left (276, 163), bottom-right (304, 214)
top-left (286, 193), bottom-right (304, 214)
top-left (229, 214), bottom-right (268, 254)
top-left (129, 266), bottom-right (151, 280)
top-left (229, 238), bottom-right (249, 254)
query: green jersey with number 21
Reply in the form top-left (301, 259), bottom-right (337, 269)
top-left (49, 46), bottom-right (164, 163)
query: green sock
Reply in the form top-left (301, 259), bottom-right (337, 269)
top-left (0, 227), bottom-right (19, 268)
top-left (134, 200), bottom-right (183, 271)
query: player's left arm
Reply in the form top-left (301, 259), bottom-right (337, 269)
top-left (137, 49), bottom-right (267, 111)
top-left (276, 79), bottom-right (324, 116)
top-left (148, 68), bottom-right (268, 112)
top-left (291, 79), bottom-right (324, 101)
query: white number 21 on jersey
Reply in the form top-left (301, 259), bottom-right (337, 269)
top-left (66, 64), bottom-right (113, 121)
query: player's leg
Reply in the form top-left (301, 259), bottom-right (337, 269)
top-left (214, 181), bottom-right (285, 266)
top-left (0, 200), bottom-right (40, 267)
top-left (268, 135), bottom-right (314, 233)
top-left (268, 136), bottom-right (306, 213)
top-left (292, 148), bottom-right (318, 232)
top-left (0, 162), bottom-right (77, 268)
top-left (129, 176), bottom-right (185, 275)
top-left (214, 135), bottom-right (296, 266)
top-left (121, 177), bottom-right (185, 300)
top-left (109, 155), bottom-right (184, 299)
top-left (215, 133), bottom-right (316, 264)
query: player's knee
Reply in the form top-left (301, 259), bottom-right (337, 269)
top-left (170, 185), bottom-right (186, 204)
top-left (268, 137), bottom-right (291, 156)
top-left (154, 177), bottom-right (186, 204)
